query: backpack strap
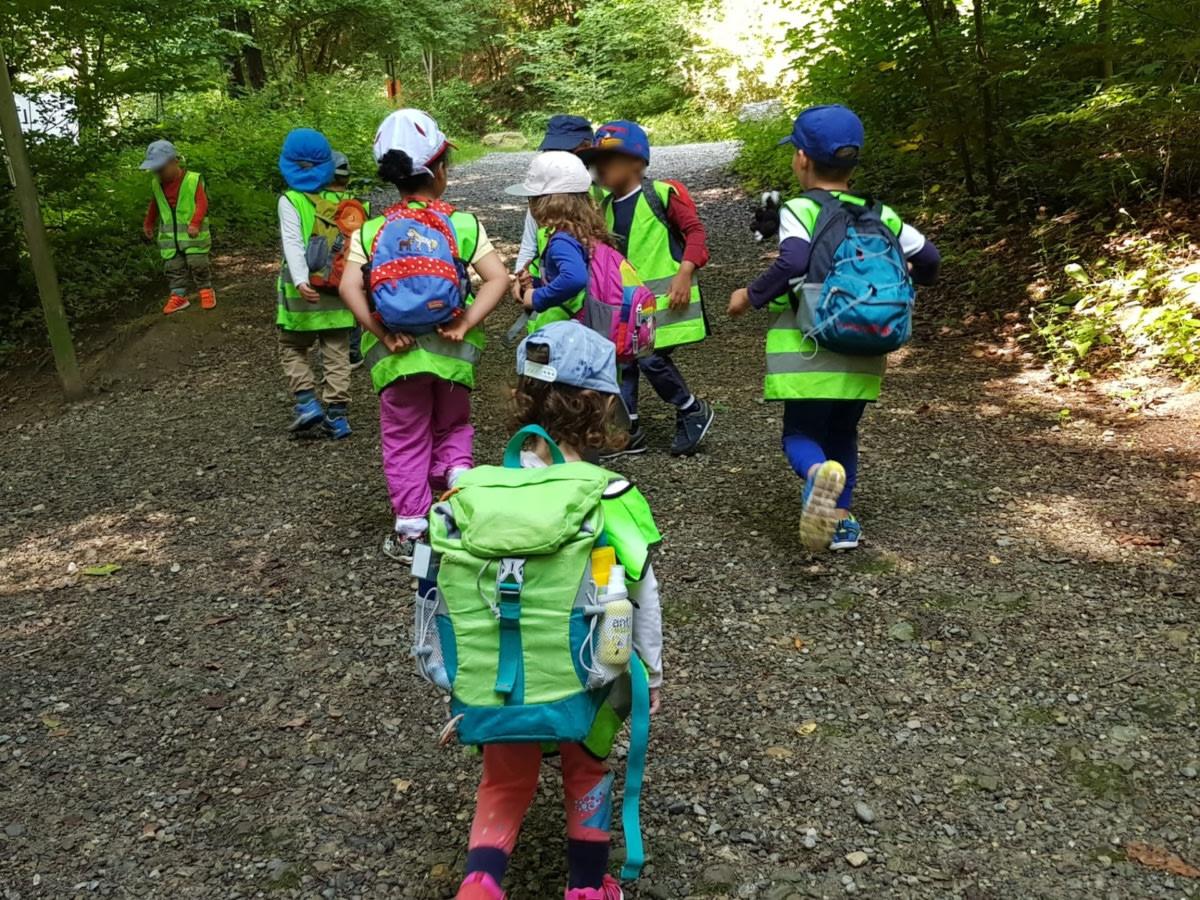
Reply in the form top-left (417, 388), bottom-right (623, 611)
top-left (502, 425), bottom-right (566, 468)
top-left (619, 652), bottom-right (651, 880)
top-left (493, 557), bottom-right (525, 697)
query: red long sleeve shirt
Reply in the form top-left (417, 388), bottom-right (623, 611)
top-left (144, 170), bottom-right (208, 232)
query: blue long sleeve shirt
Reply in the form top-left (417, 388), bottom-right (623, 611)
top-left (531, 231), bottom-right (589, 312)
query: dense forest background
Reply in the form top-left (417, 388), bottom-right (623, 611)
top-left (2, 0), bottom-right (1199, 380)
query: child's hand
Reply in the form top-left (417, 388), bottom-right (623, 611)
top-left (649, 686), bottom-right (662, 715)
top-left (438, 320), bottom-right (471, 343)
top-left (186, 224), bottom-right (200, 238)
top-left (383, 332), bottom-right (414, 353)
top-left (727, 288), bottom-right (752, 318)
top-left (142, 226), bottom-right (154, 241)
top-left (667, 272), bottom-right (692, 311)
top-left (509, 275), bottom-right (524, 304)
top-left (517, 270), bottom-right (533, 294)
top-left (298, 282), bottom-right (321, 303)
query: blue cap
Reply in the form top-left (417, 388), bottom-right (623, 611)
top-left (539, 115), bottom-right (594, 152)
top-left (779, 104), bottom-right (864, 167)
top-left (279, 128), bottom-right (335, 192)
top-left (585, 120), bottom-right (650, 164)
top-left (517, 321), bottom-right (620, 395)
top-left (140, 140), bottom-right (177, 171)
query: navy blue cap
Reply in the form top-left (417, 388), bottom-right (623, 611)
top-left (581, 120), bottom-right (650, 164)
top-left (779, 104), bottom-right (864, 167)
top-left (539, 115), bottom-right (595, 152)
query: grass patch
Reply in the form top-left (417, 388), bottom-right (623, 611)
top-left (1058, 745), bottom-right (1136, 799)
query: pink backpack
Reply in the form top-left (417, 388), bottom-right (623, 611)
top-left (580, 242), bottom-right (656, 362)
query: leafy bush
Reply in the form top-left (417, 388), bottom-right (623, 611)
top-left (730, 116), bottom-right (795, 193)
top-left (641, 103), bottom-right (735, 147)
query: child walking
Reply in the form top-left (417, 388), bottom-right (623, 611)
top-left (514, 116), bottom-right (596, 275)
top-left (140, 140), bottom-right (215, 315)
top-left (583, 121), bottom-right (713, 457)
top-left (455, 320), bottom-right (664, 900)
top-left (338, 109), bottom-right (508, 563)
top-left (505, 151), bottom-right (605, 330)
top-left (728, 105), bottom-right (941, 551)
top-left (323, 151), bottom-right (371, 368)
top-left (276, 128), bottom-right (356, 438)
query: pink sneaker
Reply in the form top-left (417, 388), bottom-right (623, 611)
top-left (456, 871), bottom-right (506, 900)
top-left (564, 874), bottom-right (624, 900)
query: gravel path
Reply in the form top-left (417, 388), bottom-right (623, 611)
top-left (2, 144), bottom-right (1199, 900)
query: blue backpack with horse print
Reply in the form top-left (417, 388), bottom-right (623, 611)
top-left (368, 199), bottom-right (470, 334)
top-left (796, 189), bottom-right (916, 356)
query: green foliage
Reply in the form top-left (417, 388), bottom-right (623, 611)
top-left (730, 117), bottom-right (795, 192)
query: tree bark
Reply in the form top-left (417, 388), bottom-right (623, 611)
top-left (972, 0), bottom-right (998, 197)
top-left (1098, 0), bottom-right (1114, 83)
top-left (917, 0), bottom-right (979, 196)
top-left (238, 10), bottom-right (267, 90)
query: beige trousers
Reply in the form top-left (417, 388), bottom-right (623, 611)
top-left (278, 328), bottom-right (352, 405)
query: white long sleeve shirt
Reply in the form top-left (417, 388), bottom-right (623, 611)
top-left (277, 195), bottom-right (310, 287)
top-left (514, 209), bottom-right (539, 272)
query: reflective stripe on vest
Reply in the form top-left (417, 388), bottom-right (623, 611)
top-left (153, 171), bottom-right (210, 260)
top-left (361, 204), bottom-right (485, 392)
top-left (604, 180), bottom-right (705, 349)
top-left (763, 301), bottom-right (884, 401)
top-left (275, 190), bottom-right (357, 332)
top-left (527, 228), bottom-right (586, 333)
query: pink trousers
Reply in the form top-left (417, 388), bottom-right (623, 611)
top-left (379, 374), bottom-right (474, 521)
top-left (468, 743), bottom-right (613, 855)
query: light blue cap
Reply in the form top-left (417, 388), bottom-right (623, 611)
top-left (140, 140), bottom-right (177, 171)
top-left (517, 321), bottom-right (619, 395)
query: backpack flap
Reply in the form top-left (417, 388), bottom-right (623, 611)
top-left (369, 203), bottom-right (466, 334)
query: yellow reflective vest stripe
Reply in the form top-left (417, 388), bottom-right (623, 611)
top-left (359, 204), bottom-right (485, 393)
top-left (153, 171), bottom-right (210, 260)
top-left (603, 180), bottom-right (706, 349)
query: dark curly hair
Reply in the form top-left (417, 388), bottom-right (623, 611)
top-left (511, 378), bottom-right (628, 456)
top-left (377, 147), bottom-right (450, 196)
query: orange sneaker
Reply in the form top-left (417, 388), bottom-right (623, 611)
top-left (199, 288), bottom-right (217, 310)
top-left (163, 294), bottom-right (190, 315)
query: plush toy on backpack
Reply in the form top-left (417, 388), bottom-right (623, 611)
top-left (790, 188), bottom-right (917, 355)
top-left (413, 321), bottom-right (665, 900)
top-left (368, 199), bottom-right (471, 334)
top-left (299, 192), bottom-right (369, 293)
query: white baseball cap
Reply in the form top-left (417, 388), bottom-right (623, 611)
top-left (372, 109), bottom-right (453, 174)
top-left (505, 151), bottom-right (593, 197)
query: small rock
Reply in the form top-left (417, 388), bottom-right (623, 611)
top-left (802, 828), bottom-right (819, 849)
top-left (1167, 629), bottom-right (1190, 648)
top-left (888, 621), bottom-right (915, 642)
top-left (853, 801), bottom-right (876, 824)
top-left (1181, 766), bottom-right (1197, 779)
top-left (5, 822), bottom-right (25, 837)
top-left (845, 851), bottom-right (869, 868)
top-left (703, 864), bottom-right (738, 885)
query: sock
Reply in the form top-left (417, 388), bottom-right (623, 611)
top-left (628, 414), bottom-right (640, 432)
top-left (327, 403), bottom-right (347, 418)
top-left (566, 839), bottom-right (609, 890)
top-left (394, 515), bottom-right (428, 538)
top-left (678, 396), bottom-right (698, 415)
top-left (464, 847), bottom-right (509, 885)
top-left (295, 389), bottom-right (316, 404)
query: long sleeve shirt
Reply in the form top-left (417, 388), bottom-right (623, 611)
top-left (747, 197), bottom-right (941, 308)
top-left (144, 171), bottom-right (208, 232)
top-left (515, 209), bottom-right (540, 272)
top-left (531, 231), bottom-right (590, 312)
top-left (609, 179), bottom-right (710, 270)
top-left (278, 195), bottom-right (311, 286)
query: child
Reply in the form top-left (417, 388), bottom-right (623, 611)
top-left (582, 121), bottom-right (713, 457)
top-left (276, 128), bottom-right (356, 438)
top-left (454, 320), bottom-right (664, 900)
top-left (140, 140), bottom-right (215, 315)
top-left (514, 115), bottom-right (596, 275)
top-left (728, 105), bottom-right (941, 551)
top-left (338, 109), bottom-right (508, 563)
top-left (323, 151), bottom-right (370, 368)
top-left (505, 151), bottom-right (605, 331)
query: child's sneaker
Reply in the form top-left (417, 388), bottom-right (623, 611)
top-left (830, 515), bottom-right (862, 551)
top-left (163, 294), bottom-right (189, 315)
top-left (322, 405), bottom-right (351, 440)
top-left (671, 399), bottom-right (714, 457)
top-left (382, 531), bottom-right (419, 564)
top-left (456, 871), bottom-right (506, 900)
top-left (199, 288), bottom-right (217, 310)
top-left (601, 426), bottom-right (647, 460)
top-left (800, 460), bottom-right (846, 552)
top-left (289, 396), bottom-right (325, 432)
top-left (564, 875), bottom-right (624, 900)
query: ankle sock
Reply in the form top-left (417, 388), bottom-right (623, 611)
top-left (464, 847), bottom-right (509, 886)
top-left (327, 403), bottom-right (347, 419)
top-left (296, 389), bottom-right (317, 404)
top-left (678, 396), bottom-right (698, 415)
top-left (566, 838), bottom-right (609, 890)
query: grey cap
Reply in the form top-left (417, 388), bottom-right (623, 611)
top-left (140, 139), bottom-right (178, 171)
top-left (516, 321), bottom-right (632, 428)
top-left (332, 151), bottom-right (350, 177)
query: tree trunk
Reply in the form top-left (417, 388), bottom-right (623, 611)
top-left (238, 10), bottom-right (267, 90)
top-left (220, 14), bottom-right (246, 96)
top-left (917, 0), bottom-right (979, 196)
top-left (972, 0), bottom-right (998, 197)
top-left (1098, 0), bottom-right (1114, 83)
top-left (422, 48), bottom-right (435, 101)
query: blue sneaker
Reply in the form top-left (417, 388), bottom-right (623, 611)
top-left (322, 412), bottom-right (352, 440)
top-left (800, 460), bottom-right (846, 552)
top-left (289, 396), bottom-right (325, 432)
top-left (830, 515), bottom-right (862, 551)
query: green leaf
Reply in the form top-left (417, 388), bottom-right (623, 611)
top-left (83, 564), bottom-right (122, 577)
top-left (1064, 263), bottom-right (1089, 284)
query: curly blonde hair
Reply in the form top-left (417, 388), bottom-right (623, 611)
top-left (528, 192), bottom-right (614, 250)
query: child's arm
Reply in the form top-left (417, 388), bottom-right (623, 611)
top-left (527, 233), bottom-right (588, 312)
top-left (187, 179), bottom-right (208, 239)
top-left (630, 565), bottom-right (663, 713)
top-left (143, 199), bottom-right (157, 239)
top-left (729, 204), bottom-right (811, 317)
top-left (514, 209), bottom-right (539, 273)
top-left (899, 223), bottom-right (941, 286)
top-left (440, 243), bottom-right (508, 342)
top-left (663, 180), bottom-right (709, 311)
top-left (278, 196), bottom-right (319, 302)
top-left (340, 229), bottom-right (413, 353)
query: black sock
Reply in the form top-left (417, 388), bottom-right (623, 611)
top-left (465, 846), bottom-right (509, 885)
top-left (566, 838), bottom-right (609, 889)
top-left (327, 403), bottom-right (347, 418)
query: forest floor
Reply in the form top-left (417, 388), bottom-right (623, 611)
top-left (2, 145), bottom-right (1199, 900)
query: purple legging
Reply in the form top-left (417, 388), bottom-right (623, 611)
top-left (782, 399), bottom-right (868, 510)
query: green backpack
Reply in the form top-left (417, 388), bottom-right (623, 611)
top-left (413, 425), bottom-right (655, 879)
